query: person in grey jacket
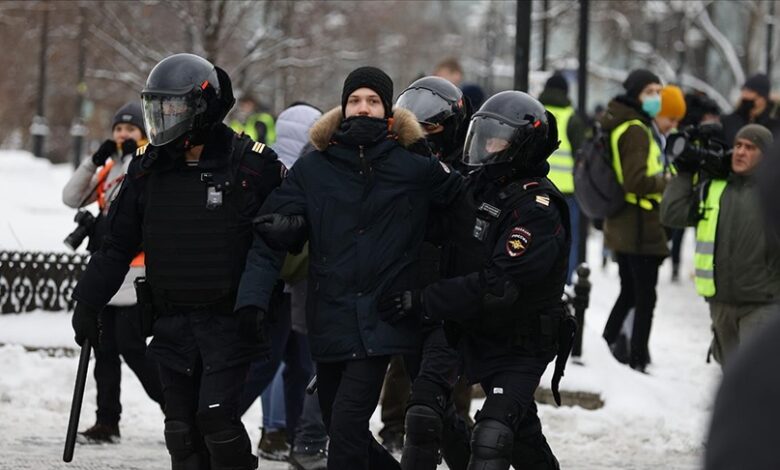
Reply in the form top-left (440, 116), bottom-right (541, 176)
top-left (660, 123), bottom-right (780, 365)
top-left (62, 102), bottom-right (163, 443)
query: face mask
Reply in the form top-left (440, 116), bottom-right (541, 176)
top-left (641, 95), bottom-right (662, 118)
top-left (736, 99), bottom-right (755, 117)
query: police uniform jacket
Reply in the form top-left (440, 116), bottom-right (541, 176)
top-left (423, 162), bottom-right (571, 382)
top-left (235, 107), bottom-right (465, 363)
top-left (72, 123), bottom-right (284, 375)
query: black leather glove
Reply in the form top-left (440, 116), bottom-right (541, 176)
top-left (120, 138), bottom-right (137, 157)
top-left (253, 213), bottom-right (308, 253)
top-left (237, 306), bottom-right (269, 347)
top-left (91, 139), bottom-right (116, 167)
top-left (72, 302), bottom-right (100, 347)
top-left (377, 290), bottom-right (423, 324)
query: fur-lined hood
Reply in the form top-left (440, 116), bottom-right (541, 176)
top-left (309, 106), bottom-right (425, 151)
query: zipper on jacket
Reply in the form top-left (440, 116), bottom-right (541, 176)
top-left (358, 145), bottom-right (369, 177)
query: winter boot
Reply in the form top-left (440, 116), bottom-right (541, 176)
top-left (78, 422), bottom-right (120, 444)
top-left (288, 448), bottom-right (327, 470)
top-left (258, 428), bottom-right (290, 461)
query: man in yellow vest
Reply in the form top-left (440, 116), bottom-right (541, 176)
top-left (539, 72), bottom-right (586, 283)
top-left (230, 95), bottom-right (276, 144)
top-left (600, 69), bottom-right (669, 373)
top-left (661, 123), bottom-right (780, 365)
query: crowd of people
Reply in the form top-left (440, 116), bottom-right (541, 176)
top-left (61, 51), bottom-right (780, 470)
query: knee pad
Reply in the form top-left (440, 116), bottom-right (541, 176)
top-left (441, 404), bottom-right (472, 470)
top-left (468, 419), bottom-right (513, 469)
top-left (197, 408), bottom-right (257, 470)
top-left (511, 431), bottom-right (559, 470)
top-left (401, 404), bottom-right (443, 469)
top-left (164, 421), bottom-right (207, 470)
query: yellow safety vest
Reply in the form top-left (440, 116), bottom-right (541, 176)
top-left (546, 105), bottom-right (575, 194)
top-left (231, 112), bottom-right (276, 144)
top-left (694, 179), bottom-right (727, 297)
top-left (610, 119), bottom-right (663, 210)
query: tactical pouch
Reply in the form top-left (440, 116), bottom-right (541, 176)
top-left (134, 276), bottom-right (156, 337)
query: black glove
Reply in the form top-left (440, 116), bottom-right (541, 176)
top-left (91, 139), bottom-right (116, 167)
top-left (72, 302), bottom-right (100, 347)
top-left (253, 213), bottom-right (308, 253)
top-left (377, 290), bottom-right (423, 324)
top-left (237, 306), bottom-right (269, 347)
top-left (121, 138), bottom-right (137, 157)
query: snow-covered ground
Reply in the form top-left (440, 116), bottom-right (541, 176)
top-left (0, 151), bottom-right (721, 469)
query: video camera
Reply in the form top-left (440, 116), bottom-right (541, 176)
top-left (63, 210), bottom-right (96, 251)
top-left (666, 123), bottom-right (732, 179)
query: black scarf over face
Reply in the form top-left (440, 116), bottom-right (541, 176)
top-left (335, 116), bottom-right (389, 147)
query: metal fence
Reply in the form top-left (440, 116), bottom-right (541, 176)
top-left (0, 251), bottom-right (88, 314)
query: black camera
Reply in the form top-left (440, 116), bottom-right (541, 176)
top-left (63, 210), bottom-right (96, 251)
top-left (666, 123), bottom-right (732, 179)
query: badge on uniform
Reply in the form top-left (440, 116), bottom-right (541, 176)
top-left (473, 218), bottom-right (490, 241)
top-left (206, 186), bottom-right (223, 209)
top-left (506, 226), bottom-right (532, 257)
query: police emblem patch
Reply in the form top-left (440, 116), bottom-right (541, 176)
top-left (506, 226), bottom-right (531, 257)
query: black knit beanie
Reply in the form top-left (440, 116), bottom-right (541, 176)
top-left (545, 72), bottom-right (569, 95)
top-left (743, 73), bottom-right (771, 98)
top-left (622, 69), bottom-right (661, 99)
top-left (112, 102), bottom-right (146, 137)
top-left (341, 66), bottom-right (394, 117)
top-left (736, 124), bottom-right (774, 154)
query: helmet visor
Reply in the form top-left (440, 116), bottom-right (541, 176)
top-left (395, 88), bottom-right (456, 125)
top-left (141, 94), bottom-right (199, 146)
top-left (462, 115), bottom-right (518, 166)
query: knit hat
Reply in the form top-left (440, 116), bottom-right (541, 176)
top-left (545, 72), bottom-right (569, 95)
top-left (735, 124), bottom-right (774, 154)
top-left (743, 73), bottom-right (771, 98)
top-left (112, 102), bottom-right (146, 137)
top-left (341, 66), bottom-right (394, 118)
top-left (622, 69), bottom-right (661, 99)
top-left (658, 85), bottom-right (687, 120)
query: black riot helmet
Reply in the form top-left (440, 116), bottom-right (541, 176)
top-left (395, 76), bottom-right (470, 161)
top-left (463, 90), bottom-right (558, 170)
top-left (141, 53), bottom-right (236, 147)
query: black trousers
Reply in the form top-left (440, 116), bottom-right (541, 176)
top-left (602, 253), bottom-right (663, 366)
top-left (473, 358), bottom-right (558, 470)
top-left (317, 356), bottom-right (400, 470)
top-left (94, 304), bottom-right (164, 425)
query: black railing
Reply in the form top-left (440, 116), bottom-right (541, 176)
top-left (0, 251), bottom-right (88, 314)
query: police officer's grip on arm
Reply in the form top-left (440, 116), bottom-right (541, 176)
top-left (91, 139), bottom-right (116, 167)
top-left (71, 302), bottom-right (100, 347)
top-left (253, 213), bottom-right (308, 254)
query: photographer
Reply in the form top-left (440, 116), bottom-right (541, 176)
top-left (61, 102), bottom-right (163, 443)
top-left (661, 124), bottom-right (780, 366)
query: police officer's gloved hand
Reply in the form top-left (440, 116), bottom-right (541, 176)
top-left (237, 306), bottom-right (269, 347)
top-left (253, 213), bottom-right (308, 253)
top-left (377, 290), bottom-right (423, 324)
top-left (91, 139), bottom-right (117, 167)
top-left (120, 138), bottom-right (137, 157)
top-left (72, 302), bottom-right (100, 347)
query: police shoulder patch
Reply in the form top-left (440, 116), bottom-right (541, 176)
top-left (506, 226), bottom-right (532, 257)
top-left (251, 141), bottom-right (266, 154)
top-left (135, 143), bottom-right (149, 157)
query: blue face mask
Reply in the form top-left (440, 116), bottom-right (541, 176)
top-left (642, 95), bottom-right (662, 118)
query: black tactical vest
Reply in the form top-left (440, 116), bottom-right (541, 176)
top-left (142, 142), bottom-right (252, 299)
top-left (451, 176), bottom-right (571, 337)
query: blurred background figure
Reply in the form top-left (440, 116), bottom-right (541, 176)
top-left (230, 95), bottom-right (277, 145)
top-left (721, 73), bottom-right (780, 144)
top-left (432, 57), bottom-right (464, 87)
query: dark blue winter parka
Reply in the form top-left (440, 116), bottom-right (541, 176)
top-left (236, 107), bottom-right (465, 362)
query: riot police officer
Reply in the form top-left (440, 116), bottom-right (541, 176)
top-left (70, 53), bottom-right (284, 470)
top-left (389, 76), bottom-right (474, 470)
top-left (379, 91), bottom-right (572, 470)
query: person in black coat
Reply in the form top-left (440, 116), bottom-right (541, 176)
top-left (379, 91), bottom-right (571, 470)
top-left (234, 66), bottom-right (465, 470)
top-left (70, 53), bottom-right (284, 470)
